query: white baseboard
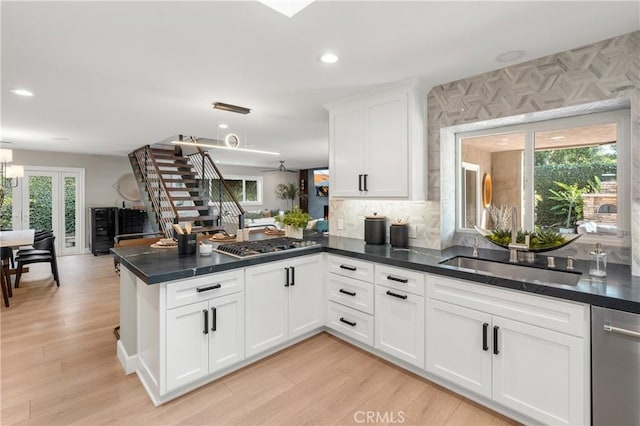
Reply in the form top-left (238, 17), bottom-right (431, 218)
top-left (117, 340), bottom-right (137, 375)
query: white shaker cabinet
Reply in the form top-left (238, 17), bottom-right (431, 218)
top-left (166, 293), bottom-right (244, 391)
top-left (245, 255), bottom-right (324, 358)
top-left (374, 265), bottom-right (425, 368)
top-left (425, 274), bottom-right (589, 425)
top-left (326, 79), bottom-right (425, 199)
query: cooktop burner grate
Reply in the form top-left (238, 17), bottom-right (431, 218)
top-left (215, 237), bottom-right (317, 258)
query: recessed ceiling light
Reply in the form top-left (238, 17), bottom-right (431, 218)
top-left (501, 138), bottom-right (510, 142)
top-left (320, 53), bottom-right (339, 64)
top-left (218, 124), bottom-right (229, 129)
top-left (495, 50), bottom-right (526, 63)
top-left (11, 89), bottom-right (34, 97)
top-left (551, 136), bottom-right (565, 140)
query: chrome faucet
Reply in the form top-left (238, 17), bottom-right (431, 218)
top-left (508, 206), bottom-right (529, 263)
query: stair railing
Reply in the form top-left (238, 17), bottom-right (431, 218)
top-left (187, 148), bottom-right (246, 235)
top-left (132, 145), bottom-right (178, 238)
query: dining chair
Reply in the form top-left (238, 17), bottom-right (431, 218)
top-left (15, 236), bottom-right (60, 288)
top-left (1, 248), bottom-right (13, 307)
top-left (16, 230), bottom-right (54, 256)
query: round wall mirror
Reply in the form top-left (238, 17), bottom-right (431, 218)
top-left (482, 173), bottom-right (492, 208)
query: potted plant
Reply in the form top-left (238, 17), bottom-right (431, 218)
top-left (548, 181), bottom-right (585, 233)
top-left (275, 206), bottom-right (311, 239)
top-left (275, 183), bottom-right (299, 211)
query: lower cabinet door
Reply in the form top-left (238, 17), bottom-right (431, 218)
top-left (288, 255), bottom-right (324, 339)
top-left (425, 299), bottom-right (492, 398)
top-left (209, 293), bottom-right (244, 374)
top-left (166, 301), bottom-right (209, 391)
top-left (491, 316), bottom-right (585, 425)
top-left (245, 261), bottom-right (289, 357)
top-left (374, 285), bottom-right (425, 368)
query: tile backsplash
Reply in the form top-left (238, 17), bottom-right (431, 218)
top-left (329, 199), bottom-right (440, 249)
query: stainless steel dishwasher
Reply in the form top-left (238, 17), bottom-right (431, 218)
top-left (592, 306), bottom-right (640, 426)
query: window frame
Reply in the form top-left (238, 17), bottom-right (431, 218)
top-left (456, 109), bottom-right (630, 246)
top-left (224, 175), bottom-right (263, 206)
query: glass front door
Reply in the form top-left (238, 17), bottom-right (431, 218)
top-left (12, 167), bottom-right (84, 255)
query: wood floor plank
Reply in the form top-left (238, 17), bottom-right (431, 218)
top-left (1, 254), bottom-right (520, 425)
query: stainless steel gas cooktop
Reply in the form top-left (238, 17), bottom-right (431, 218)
top-left (215, 237), bottom-right (318, 258)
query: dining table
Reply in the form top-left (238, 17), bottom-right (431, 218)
top-left (1, 229), bottom-right (35, 307)
top-left (0, 229), bottom-right (36, 248)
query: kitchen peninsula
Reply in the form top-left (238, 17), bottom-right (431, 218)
top-left (113, 235), bottom-right (639, 425)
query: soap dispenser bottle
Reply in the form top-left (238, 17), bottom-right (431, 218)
top-left (589, 243), bottom-right (607, 278)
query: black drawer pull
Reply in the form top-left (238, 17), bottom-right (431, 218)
top-left (197, 283), bottom-right (221, 293)
top-left (363, 174), bottom-right (368, 192)
top-left (339, 265), bottom-right (357, 271)
top-left (339, 317), bottom-right (357, 327)
top-left (493, 326), bottom-right (500, 355)
top-left (339, 288), bottom-right (356, 297)
top-left (290, 266), bottom-right (295, 286)
top-left (386, 275), bottom-right (408, 284)
top-left (386, 290), bottom-right (408, 300)
top-left (284, 267), bottom-right (290, 287)
top-left (203, 309), bottom-right (208, 335)
top-left (358, 174), bottom-right (363, 191)
top-left (211, 307), bottom-right (217, 332)
top-left (482, 323), bottom-right (489, 351)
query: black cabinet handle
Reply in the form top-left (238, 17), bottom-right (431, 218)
top-left (290, 266), bottom-right (295, 286)
top-left (339, 264), bottom-right (357, 271)
top-left (284, 267), bottom-right (290, 287)
top-left (197, 283), bottom-right (221, 293)
top-left (386, 290), bottom-right (408, 300)
top-left (493, 326), bottom-right (499, 355)
top-left (203, 309), bottom-right (208, 335)
top-left (339, 317), bottom-right (357, 327)
top-left (211, 307), bottom-right (217, 332)
top-left (358, 174), bottom-right (363, 191)
top-left (339, 288), bottom-right (356, 296)
top-left (363, 174), bottom-right (368, 191)
top-left (482, 323), bottom-right (489, 351)
top-left (386, 275), bottom-right (408, 284)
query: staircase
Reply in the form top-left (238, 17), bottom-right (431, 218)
top-left (128, 144), bottom-right (245, 238)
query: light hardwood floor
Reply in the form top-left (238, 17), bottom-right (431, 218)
top-left (1, 254), bottom-right (520, 425)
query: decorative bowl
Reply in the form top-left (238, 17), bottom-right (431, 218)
top-left (474, 226), bottom-right (581, 253)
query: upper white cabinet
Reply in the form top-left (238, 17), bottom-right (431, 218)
top-left (325, 79), bottom-right (426, 199)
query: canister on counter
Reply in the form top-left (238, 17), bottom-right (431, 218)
top-left (390, 220), bottom-right (409, 248)
top-left (364, 213), bottom-right (386, 244)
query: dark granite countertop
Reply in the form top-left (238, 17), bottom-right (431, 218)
top-left (112, 234), bottom-right (640, 314)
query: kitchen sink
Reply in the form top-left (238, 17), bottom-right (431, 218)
top-left (439, 256), bottom-right (582, 286)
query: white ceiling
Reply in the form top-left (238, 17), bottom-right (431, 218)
top-left (2, 1), bottom-right (638, 170)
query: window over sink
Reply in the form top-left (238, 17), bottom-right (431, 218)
top-left (456, 109), bottom-right (630, 244)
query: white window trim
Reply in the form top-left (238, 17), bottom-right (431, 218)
top-left (460, 162), bottom-right (481, 229)
top-left (456, 109), bottom-right (630, 247)
top-left (224, 175), bottom-right (263, 206)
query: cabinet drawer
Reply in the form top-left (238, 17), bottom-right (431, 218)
top-left (375, 264), bottom-right (425, 296)
top-left (326, 301), bottom-right (374, 346)
top-left (426, 274), bottom-right (587, 337)
top-left (166, 270), bottom-right (244, 309)
top-left (327, 255), bottom-right (374, 282)
top-left (327, 273), bottom-right (374, 315)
